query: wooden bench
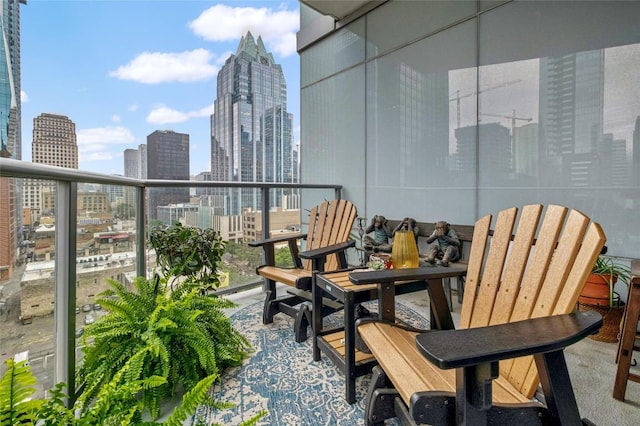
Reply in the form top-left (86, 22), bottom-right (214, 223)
top-left (249, 199), bottom-right (357, 342)
top-left (357, 204), bottom-right (606, 425)
top-left (362, 219), bottom-right (474, 307)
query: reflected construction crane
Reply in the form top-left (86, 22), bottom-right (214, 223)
top-left (480, 109), bottom-right (533, 170)
top-left (449, 79), bottom-right (522, 128)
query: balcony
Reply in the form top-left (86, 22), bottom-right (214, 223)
top-left (0, 158), bottom-right (342, 395)
top-left (1, 157), bottom-right (638, 425)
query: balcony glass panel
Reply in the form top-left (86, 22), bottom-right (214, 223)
top-left (300, 19), bottom-right (365, 86)
top-left (301, 65), bottom-right (366, 212)
top-left (478, 0), bottom-right (640, 257)
top-left (74, 183), bottom-right (141, 371)
top-left (3, 177), bottom-right (55, 398)
top-left (365, 19), bottom-right (478, 223)
top-left (366, 0), bottom-right (476, 59)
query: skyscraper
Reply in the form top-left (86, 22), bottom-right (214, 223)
top-left (123, 148), bottom-right (139, 208)
top-left (539, 51), bottom-right (604, 157)
top-left (0, 0), bottom-right (25, 281)
top-left (211, 31), bottom-right (295, 216)
top-left (23, 113), bottom-right (78, 216)
top-left (146, 130), bottom-right (189, 220)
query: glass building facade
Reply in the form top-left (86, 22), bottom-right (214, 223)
top-left (298, 0), bottom-right (640, 258)
top-left (0, 0), bottom-right (25, 280)
top-left (211, 32), bottom-right (295, 216)
top-left (146, 130), bottom-right (190, 220)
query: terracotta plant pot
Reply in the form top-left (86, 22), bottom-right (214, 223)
top-left (578, 273), bottom-right (617, 307)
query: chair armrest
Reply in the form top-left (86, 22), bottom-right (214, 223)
top-left (298, 240), bottom-right (356, 271)
top-left (298, 240), bottom-right (356, 260)
top-left (415, 310), bottom-right (603, 370)
top-left (248, 232), bottom-right (307, 247)
top-left (349, 264), bottom-right (468, 285)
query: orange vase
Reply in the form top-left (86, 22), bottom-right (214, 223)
top-left (391, 230), bottom-right (420, 269)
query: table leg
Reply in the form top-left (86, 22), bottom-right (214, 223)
top-left (378, 282), bottom-right (395, 321)
top-left (312, 274), bottom-right (322, 361)
top-left (428, 278), bottom-right (456, 330)
top-left (613, 281), bottom-right (640, 401)
top-left (344, 291), bottom-right (356, 404)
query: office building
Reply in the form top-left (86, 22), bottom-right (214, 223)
top-left (211, 31), bottom-right (295, 216)
top-left (146, 130), bottom-right (189, 220)
top-left (123, 148), bottom-right (139, 207)
top-left (539, 51), bottom-right (605, 186)
top-left (23, 113), bottom-right (78, 216)
top-left (138, 143), bottom-right (147, 179)
top-left (0, 0), bottom-right (26, 280)
top-left (193, 171), bottom-right (213, 198)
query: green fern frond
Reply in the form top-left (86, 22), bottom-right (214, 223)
top-left (239, 410), bottom-right (269, 426)
top-left (163, 374), bottom-right (217, 426)
top-left (0, 359), bottom-right (43, 425)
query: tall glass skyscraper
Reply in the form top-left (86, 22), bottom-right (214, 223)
top-left (0, 0), bottom-right (25, 281)
top-left (211, 32), bottom-right (294, 216)
top-left (147, 130), bottom-right (190, 220)
top-left (538, 51), bottom-right (605, 187)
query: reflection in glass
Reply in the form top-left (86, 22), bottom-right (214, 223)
top-left (473, 43), bottom-right (640, 255)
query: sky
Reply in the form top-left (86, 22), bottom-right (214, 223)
top-left (19, 0), bottom-right (301, 176)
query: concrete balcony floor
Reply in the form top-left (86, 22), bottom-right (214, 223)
top-left (223, 284), bottom-right (640, 426)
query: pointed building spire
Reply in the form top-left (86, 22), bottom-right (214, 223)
top-left (235, 31), bottom-right (275, 65)
top-left (236, 31), bottom-right (256, 56)
top-left (256, 35), bottom-right (275, 64)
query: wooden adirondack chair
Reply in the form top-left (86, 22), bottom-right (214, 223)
top-left (249, 199), bottom-right (357, 342)
top-left (357, 204), bottom-right (606, 425)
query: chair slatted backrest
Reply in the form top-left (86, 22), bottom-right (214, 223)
top-left (459, 204), bottom-right (605, 398)
top-left (303, 199), bottom-right (357, 272)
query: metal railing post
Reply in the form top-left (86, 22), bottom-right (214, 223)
top-left (261, 187), bottom-right (270, 241)
top-left (136, 186), bottom-right (146, 278)
top-left (54, 180), bottom-right (77, 404)
top-left (260, 187), bottom-right (270, 292)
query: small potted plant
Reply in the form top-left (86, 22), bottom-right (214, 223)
top-left (578, 256), bottom-right (631, 342)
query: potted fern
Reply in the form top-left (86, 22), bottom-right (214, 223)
top-left (578, 256), bottom-right (631, 342)
top-left (1, 358), bottom-right (264, 425)
top-left (78, 223), bottom-right (253, 420)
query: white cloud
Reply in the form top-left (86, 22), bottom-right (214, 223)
top-left (78, 126), bottom-right (135, 146)
top-left (111, 115), bottom-right (121, 123)
top-left (76, 126), bottom-right (136, 163)
top-left (109, 49), bottom-right (219, 84)
top-left (146, 103), bottom-right (215, 125)
top-left (128, 103), bottom-right (139, 112)
top-left (82, 151), bottom-right (117, 162)
top-left (21, 90), bottom-right (28, 103)
top-left (189, 4), bottom-right (299, 57)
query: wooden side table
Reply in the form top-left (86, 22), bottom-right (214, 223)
top-left (613, 274), bottom-right (640, 401)
top-left (312, 265), bottom-right (467, 403)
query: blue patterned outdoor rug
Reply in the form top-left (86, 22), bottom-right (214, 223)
top-left (190, 301), bottom-right (429, 426)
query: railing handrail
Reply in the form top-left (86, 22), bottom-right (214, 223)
top-left (0, 158), bottom-right (342, 190)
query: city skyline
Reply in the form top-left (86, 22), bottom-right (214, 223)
top-left (19, 1), bottom-right (301, 176)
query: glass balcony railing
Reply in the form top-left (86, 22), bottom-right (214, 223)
top-left (0, 157), bottom-right (343, 399)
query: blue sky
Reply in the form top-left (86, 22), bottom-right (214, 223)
top-left (20, 0), bottom-right (301, 176)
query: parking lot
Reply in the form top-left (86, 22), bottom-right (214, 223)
top-left (1, 300), bottom-right (107, 398)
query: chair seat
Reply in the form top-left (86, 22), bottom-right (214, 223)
top-left (358, 322), bottom-right (532, 406)
top-left (256, 265), bottom-right (312, 289)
